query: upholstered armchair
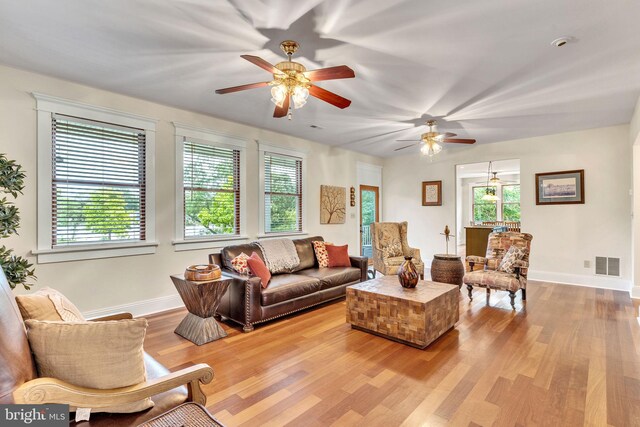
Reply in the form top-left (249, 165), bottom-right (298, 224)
top-left (463, 231), bottom-right (533, 309)
top-left (370, 221), bottom-right (424, 279)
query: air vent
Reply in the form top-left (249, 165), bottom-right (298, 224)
top-left (595, 256), bottom-right (621, 276)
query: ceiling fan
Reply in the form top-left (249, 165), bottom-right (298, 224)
top-left (395, 120), bottom-right (476, 157)
top-left (215, 40), bottom-right (355, 119)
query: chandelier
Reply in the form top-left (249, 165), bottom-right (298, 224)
top-left (482, 161), bottom-right (499, 202)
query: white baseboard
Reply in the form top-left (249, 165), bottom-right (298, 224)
top-left (527, 269), bottom-right (632, 293)
top-left (631, 286), bottom-right (640, 299)
top-left (83, 294), bottom-right (184, 319)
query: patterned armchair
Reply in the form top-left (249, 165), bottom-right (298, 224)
top-left (370, 221), bottom-right (424, 279)
top-left (463, 231), bottom-right (533, 309)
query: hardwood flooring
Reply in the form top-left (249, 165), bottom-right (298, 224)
top-left (144, 282), bottom-right (640, 426)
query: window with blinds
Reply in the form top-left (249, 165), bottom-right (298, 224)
top-left (51, 114), bottom-right (146, 246)
top-left (264, 152), bottom-right (302, 233)
top-left (183, 140), bottom-right (240, 238)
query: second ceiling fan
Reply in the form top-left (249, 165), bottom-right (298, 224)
top-left (396, 120), bottom-right (476, 157)
top-left (215, 40), bottom-right (355, 118)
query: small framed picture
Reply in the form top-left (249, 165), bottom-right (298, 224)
top-left (422, 181), bottom-right (442, 206)
top-left (535, 169), bottom-right (584, 205)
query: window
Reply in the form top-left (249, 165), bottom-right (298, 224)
top-left (52, 115), bottom-right (146, 246)
top-left (35, 93), bottom-right (156, 263)
top-left (264, 152), bottom-right (303, 233)
top-left (182, 140), bottom-right (240, 238)
top-left (472, 186), bottom-right (497, 222)
top-left (502, 184), bottom-right (521, 221)
top-left (173, 123), bottom-right (247, 251)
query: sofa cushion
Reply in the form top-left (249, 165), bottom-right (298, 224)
top-left (326, 244), bottom-right (351, 268)
top-left (291, 236), bottom-right (323, 272)
top-left (260, 274), bottom-right (321, 306)
top-left (247, 252), bottom-right (271, 288)
top-left (297, 267), bottom-right (361, 290)
top-left (220, 243), bottom-right (263, 272)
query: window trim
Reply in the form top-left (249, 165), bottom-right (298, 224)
top-left (173, 123), bottom-right (248, 251)
top-left (258, 142), bottom-right (308, 238)
top-left (33, 93), bottom-right (157, 263)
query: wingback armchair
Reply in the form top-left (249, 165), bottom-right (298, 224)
top-left (463, 231), bottom-right (533, 309)
top-left (0, 268), bottom-right (214, 426)
top-left (370, 221), bottom-right (424, 279)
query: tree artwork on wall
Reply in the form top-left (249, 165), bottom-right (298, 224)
top-left (0, 154), bottom-right (35, 289)
top-left (320, 185), bottom-right (346, 224)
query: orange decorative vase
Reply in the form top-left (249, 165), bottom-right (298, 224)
top-left (397, 256), bottom-right (419, 288)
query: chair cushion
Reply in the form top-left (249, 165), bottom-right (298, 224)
top-left (25, 319), bottom-right (152, 413)
top-left (16, 287), bottom-right (85, 322)
top-left (297, 267), bottom-right (361, 290)
top-left (260, 274), bottom-right (321, 306)
top-left (69, 354), bottom-right (188, 426)
top-left (382, 241), bottom-right (402, 258)
top-left (384, 256), bottom-right (407, 266)
top-left (498, 246), bottom-right (527, 274)
top-left (463, 270), bottom-right (523, 292)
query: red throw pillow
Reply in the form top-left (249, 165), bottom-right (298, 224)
top-left (325, 244), bottom-right (351, 268)
top-left (246, 252), bottom-right (271, 288)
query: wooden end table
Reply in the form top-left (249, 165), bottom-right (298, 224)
top-left (346, 276), bottom-right (459, 349)
top-left (430, 254), bottom-right (465, 288)
top-left (171, 274), bottom-right (231, 346)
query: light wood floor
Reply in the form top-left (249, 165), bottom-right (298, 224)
top-left (144, 282), bottom-right (640, 426)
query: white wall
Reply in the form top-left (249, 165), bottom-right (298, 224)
top-left (0, 65), bottom-right (382, 314)
top-left (630, 95), bottom-right (640, 298)
top-left (384, 125), bottom-right (633, 291)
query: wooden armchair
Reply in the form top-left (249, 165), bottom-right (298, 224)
top-left (0, 269), bottom-right (214, 426)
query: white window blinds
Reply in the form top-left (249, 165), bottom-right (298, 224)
top-left (51, 114), bottom-right (146, 246)
top-left (264, 152), bottom-right (302, 233)
top-left (183, 140), bottom-right (240, 237)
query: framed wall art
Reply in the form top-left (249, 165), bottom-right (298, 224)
top-left (320, 185), bottom-right (346, 224)
top-left (422, 181), bottom-right (442, 206)
top-left (535, 169), bottom-right (584, 205)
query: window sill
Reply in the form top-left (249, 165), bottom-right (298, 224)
top-left (257, 231), bottom-right (309, 239)
top-left (32, 241), bottom-right (158, 264)
top-left (172, 235), bottom-right (249, 252)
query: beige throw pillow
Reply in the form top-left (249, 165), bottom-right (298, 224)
top-left (16, 287), bottom-right (85, 322)
top-left (25, 319), bottom-right (153, 413)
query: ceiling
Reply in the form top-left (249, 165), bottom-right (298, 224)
top-left (456, 159), bottom-right (520, 179)
top-left (0, 0), bottom-right (638, 157)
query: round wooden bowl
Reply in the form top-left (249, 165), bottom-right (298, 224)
top-left (185, 264), bottom-right (221, 281)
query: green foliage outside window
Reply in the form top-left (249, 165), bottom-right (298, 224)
top-left (473, 186), bottom-right (497, 222)
top-left (267, 172), bottom-right (299, 232)
top-left (502, 185), bottom-right (521, 222)
top-left (361, 190), bottom-right (376, 226)
top-left (472, 184), bottom-right (521, 223)
top-left (83, 190), bottom-right (136, 240)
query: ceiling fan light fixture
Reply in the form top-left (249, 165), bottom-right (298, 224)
top-left (420, 140), bottom-right (442, 157)
top-left (292, 85), bottom-right (309, 109)
top-left (270, 84), bottom-right (287, 107)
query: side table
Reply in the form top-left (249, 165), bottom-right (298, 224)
top-left (430, 254), bottom-right (465, 288)
top-left (171, 274), bottom-right (231, 346)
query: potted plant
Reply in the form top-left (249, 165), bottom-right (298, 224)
top-left (0, 154), bottom-right (35, 289)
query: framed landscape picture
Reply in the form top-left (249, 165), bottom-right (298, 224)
top-left (535, 169), bottom-right (584, 205)
top-left (422, 181), bottom-right (442, 206)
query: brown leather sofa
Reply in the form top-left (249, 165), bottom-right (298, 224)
top-left (0, 268), bottom-right (213, 426)
top-left (209, 236), bottom-right (368, 332)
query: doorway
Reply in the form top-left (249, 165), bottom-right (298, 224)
top-left (360, 185), bottom-right (379, 259)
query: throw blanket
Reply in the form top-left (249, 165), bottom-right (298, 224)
top-left (256, 238), bottom-right (300, 274)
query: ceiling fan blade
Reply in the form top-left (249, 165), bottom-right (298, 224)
top-left (303, 65), bottom-right (355, 82)
top-left (308, 85), bottom-right (351, 109)
top-left (436, 132), bottom-right (457, 139)
top-left (215, 81), bottom-right (270, 94)
top-left (442, 138), bottom-right (476, 144)
top-left (396, 139), bottom-right (421, 142)
top-left (394, 144), bottom-right (416, 152)
top-left (241, 55), bottom-right (284, 75)
top-left (273, 95), bottom-right (290, 118)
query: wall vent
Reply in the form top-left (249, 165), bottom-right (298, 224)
top-left (595, 256), bottom-right (621, 276)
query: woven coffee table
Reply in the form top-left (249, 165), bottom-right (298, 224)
top-left (138, 402), bottom-right (224, 427)
top-left (346, 275), bottom-right (459, 348)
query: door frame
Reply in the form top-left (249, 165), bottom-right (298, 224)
top-left (359, 185), bottom-right (380, 256)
